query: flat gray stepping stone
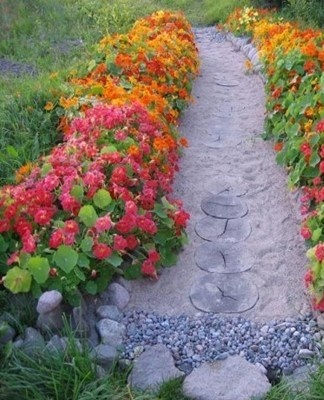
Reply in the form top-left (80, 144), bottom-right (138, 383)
top-left (201, 194), bottom-right (248, 219)
top-left (190, 274), bottom-right (259, 313)
top-left (195, 216), bottom-right (251, 243)
top-left (195, 242), bottom-right (254, 273)
top-left (204, 178), bottom-right (248, 197)
top-left (202, 137), bottom-right (242, 149)
top-left (214, 79), bottom-right (239, 87)
top-left (195, 217), bottom-right (226, 240)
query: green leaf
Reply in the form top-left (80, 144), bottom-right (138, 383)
top-left (40, 163), bottom-right (53, 177)
top-left (6, 146), bottom-right (18, 158)
top-left (77, 253), bottom-right (90, 268)
top-left (4, 267), bottom-right (32, 293)
top-left (93, 189), bottom-right (112, 209)
top-left (107, 253), bottom-right (123, 268)
top-left (74, 267), bottom-right (86, 281)
top-left (154, 204), bottom-right (168, 219)
top-left (80, 236), bottom-right (94, 253)
top-left (160, 248), bottom-right (178, 267)
top-left (85, 281), bottom-right (98, 295)
top-left (54, 245), bottom-right (78, 273)
top-left (78, 205), bottom-right (98, 227)
top-left (101, 145), bottom-right (118, 154)
top-left (309, 152), bottom-right (320, 168)
top-left (0, 235), bottom-right (9, 252)
top-left (88, 59), bottom-right (96, 72)
top-left (124, 264), bottom-right (141, 280)
top-left (154, 231), bottom-right (169, 246)
top-left (312, 228), bottom-right (322, 242)
top-left (27, 256), bottom-right (50, 284)
top-left (71, 185), bottom-right (84, 201)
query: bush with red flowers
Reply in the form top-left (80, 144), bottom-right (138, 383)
top-left (0, 11), bottom-right (199, 304)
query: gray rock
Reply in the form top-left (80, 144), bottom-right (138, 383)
top-left (0, 322), bottom-right (16, 344)
top-left (251, 53), bottom-right (260, 66)
top-left (128, 344), bottom-right (184, 392)
top-left (248, 47), bottom-right (257, 60)
top-left (183, 357), bottom-right (271, 400)
top-left (317, 314), bottom-right (324, 330)
top-left (46, 335), bottom-right (66, 353)
top-left (96, 318), bottom-right (126, 347)
top-left (96, 305), bottom-right (123, 322)
top-left (106, 283), bottom-right (130, 310)
top-left (22, 327), bottom-right (45, 354)
top-left (36, 290), bottom-right (63, 314)
top-left (298, 349), bottom-right (315, 359)
top-left (91, 344), bottom-right (119, 368)
top-left (190, 273), bottom-right (259, 313)
top-left (36, 308), bottom-right (64, 332)
top-left (72, 307), bottom-right (90, 337)
top-left (284, 365), bottom-right (317, 394)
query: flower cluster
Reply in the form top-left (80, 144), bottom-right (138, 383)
top-left (222, 7), bottom-right (270, 36)
top-left (0, 11), bottom-right (198, 302)
top-left (223, 7), bottom-right (324, 309)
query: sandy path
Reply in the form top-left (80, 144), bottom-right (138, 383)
top-left (124, 28), bottom-right (310, 322)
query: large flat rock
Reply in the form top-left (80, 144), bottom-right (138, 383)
top-left (183, 357), bottom-right (271, 400)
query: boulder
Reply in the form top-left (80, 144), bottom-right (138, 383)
top-left (183, 356), bottom-right (271, 400)
top-left (96, 318), bottom-right (126, 347)
top-left (36, 290), bottom-right (63, 314)
top-left (96, 305), bottom-right (123, 322)
top-left (91, 344), bottom-right (119, 368)
top-left (106, 283), bottom-right (130, 310)
top-left (128, 344), bottom-right (184, 393)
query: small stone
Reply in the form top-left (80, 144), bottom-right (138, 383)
top-left (128, 344), bottom-right (184, 392)
top-left (317, 314), bottom-right (324, 330)
top-left (96, 318), bottom-right (126, 347)
top-left (36, 308), bottom-right (64, 332)
top-left (106, 283), bottom-right (130, 310)
top-left (72, 307), bottom-right (90, 337)
top-left (260, 325), bottom-right (269, 334)
top-left (96, 305), bottom-right (123, 322)
top-left (46, 335), bottom-right (66, 353)
top-left (298, 349), bottom-right (315, 359)
top-left (133, 346), bottom-right (145, 357)
top-left (36, 290), bottom-right (63, 314)
top-left (91, 344), bottom-right (119, 368)
top-left (0, 323), bottom-right (16, 344)
top-left (255, 362), bottom-right (267, 375)
top-left (22, 327), bottom-right (45, 354)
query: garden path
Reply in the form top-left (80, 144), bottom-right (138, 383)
top-left (124, 27), bottom-right (310, 322)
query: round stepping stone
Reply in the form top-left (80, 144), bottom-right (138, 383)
top-left (214, 79), bottom-right (239, 87)
top-left (204, 178), bottom-right (249, 197)
top-left (190, 274), bottom-right (259, 313)
top-left (194, 242), bottom-right (254, 273)
top-left (195, 216), bottom-right (251, 243)
top-left (202, 137), bottom-right (242, 149)
top-left (201, 194), bottom-right (248, 219)
top-left (195, 217), bottom-right (226, 241)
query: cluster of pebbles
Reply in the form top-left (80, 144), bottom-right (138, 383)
top-left (122, 311), bottom-right (323, 376)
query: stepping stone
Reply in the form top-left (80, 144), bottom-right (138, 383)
top-left (204, 178), bottom-right (248, 197)
top-left (194, 242), bottom-right (254, 273)
top-left (202, 137), bottom-right (242, 149)
top-left (201, 194), bottom-right (248, 219)
top-left (214, 78), bottom-right (240, 87)
top-left (195, 217), bottom-right (251, 243)
top-left (190, 274), bottom-right (259, 313)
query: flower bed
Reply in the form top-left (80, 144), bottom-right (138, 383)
top-left (223, 7), bottom-right (324, 309)
top-left (0, 11), bottom-right (199, 303)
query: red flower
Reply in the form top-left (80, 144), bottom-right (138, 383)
top-left (304, 269), bottom-right (314, 288)
top-left (312, 296), bottom-right (324, 311)
top-left (113, 235), bottom-right (128, 251)
top-left (116, 214), bottom-right (137, 234)
top-left (316, 120), bottom-right (324, 133)
top-left (141, 259), bottom-right (158, 279)
top-left (34, 207), bottom-right (56, 225)
top-left (148, 249), bottom-right (160, 263)
top-left (22, 233), bottom-right (36, 253)
top-left (7, 251), bottom-right (19, 266)
top-left (64, 220), bottom-right (80, 234)
top-left (49, 229), bottom-right (65, 249)
top-left (92, 243), bottom-right (112, 260)
top-left (14, 218), bottom-right (33, 237)
top-left (301, 226), bottom-right (312, 240)
top-left (126, 235), bottom-right (139, 250)
top-left (173, 210), bottom-right (190, 227)
top-left (137, 216), bottom-right (157, 234)
top-left (320, 161), bottom-right (324, 174)
top-left (315, 244), bottom-right (324, 261)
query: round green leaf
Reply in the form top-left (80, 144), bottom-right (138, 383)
top-left (4, 267), bottom-right (32, 294)
top-left (93, 189), bottom-right (112, 209)
top-left (78, 205), bottom-right (98, 227)
top-left (85, 281), bottom-right (97, 295)
top-left (27, 256), bottom-right (50, 284)
top-left (54, 245), bottom-right (78, 273)
top-left (80, 237), bottom-right (94, 253)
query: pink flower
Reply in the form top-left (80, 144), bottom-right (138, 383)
top-left (7, 251), bottom-right (19, 266)
top-left (301, 226), bottom-right (312, 240)
top-left (126, 235), bottom-right (139, 250)
top-left (315, 244), bottom-right (324, 261)
top-left (22, 233), bottom-right (36, 253)
top-left (141, 259), bottom-right (158, 279)
top-left (92, 243), bottom-right (112, 260)
top-left (64, 220), bottom-right (80, 234)
top-left (34, 207), bottom-right (56, 225)
top-left (316, 120), bottom-right (324, 133)
top-left (116, 214), bottom-right (137, 234)
top-left (95, 216), bottom-right (112, 233)
top-left (137, 215), bottom-right (157, 234)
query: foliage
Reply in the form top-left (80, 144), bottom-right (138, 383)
top-left (223, 7), bottom-right (324, 307)
top-left (0, 11), bottom-right (198, 303)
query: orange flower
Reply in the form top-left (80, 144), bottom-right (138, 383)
top-left (15, 162), bottom-right (34, 183)
top-left (179, 137), bottom-right (189, 147)
top-left (44, 102), bottom-right (54, 111)
top-left (59, 96), bottom-right (78, 109)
